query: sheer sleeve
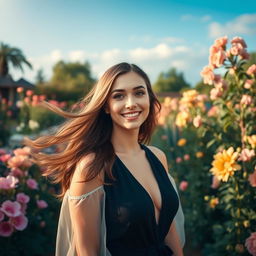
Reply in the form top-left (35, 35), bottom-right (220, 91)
top-left (167, 173), bottom-right (186, 247)
top-left (55, 186), bottom-right (111, 256)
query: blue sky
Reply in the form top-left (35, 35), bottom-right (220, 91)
top-left (1, 0), bottom-right (256, 86)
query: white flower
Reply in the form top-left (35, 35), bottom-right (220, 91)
top-left (28, 120), bottom-right (39, 130)
top-left (16, 101), bottom-right (24, 108)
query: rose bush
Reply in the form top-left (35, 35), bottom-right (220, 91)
top-left (0, 146), bottom-right (60, 256)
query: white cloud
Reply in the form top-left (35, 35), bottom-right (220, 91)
top-left (209, 14), bottom-right (256, 38)
top-left (50, 50), bottom-right (62, 62)
top-left (68, 50), bottom-right (87, 62)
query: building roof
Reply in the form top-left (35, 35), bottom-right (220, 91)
top-left (0, 75), bottom-right (34, 89)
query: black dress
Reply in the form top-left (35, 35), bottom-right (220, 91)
top-left (104, 143), bottom-right (179, 256)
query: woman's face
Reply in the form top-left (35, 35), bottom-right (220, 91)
top-left (105, 71), bottom-right (150, 131)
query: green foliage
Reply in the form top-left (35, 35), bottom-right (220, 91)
top-left (36, 61), bottom-right (95, 102)
top-left (153, 68), bottom-right (191, 93)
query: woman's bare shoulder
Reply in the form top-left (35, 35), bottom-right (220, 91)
top-left (146, 145), bottom-right (168, 173)
top-left (69, 152), bottom-right (104, 196)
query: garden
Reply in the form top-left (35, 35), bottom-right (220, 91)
top-left (0, 36), bottom-right (255, 256)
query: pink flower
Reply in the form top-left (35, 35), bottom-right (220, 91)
top-left (240, 95), bottom-right (252, 105)
top-left (10, 214), bottom-right (28, 231)
top-left (247, 64), bottom-right (256, 76)
top-left (211, 176), bottom-right (220, 189)
top-left (193, 115), bottom-right (202, 128)
top-left (40, 221), bottom-right (46, 228)
top-left (24, 97), bottom-right (30, 104)
top-left (176, 157), bottom-right (183, 163)
top-left (0, 211), bottom-right (4, 221)
top-left (0, 175), bottom-right (19, 189)
top-left (0, 221), bottom-right (14, 237)
top-left (214, 76), bottom-right (228, 91)
top-left (179, 181), bottom-right (188, 191)
top-left (0, 154), bottom-right (11, 163)
top-left (16, 87), bottom-right (23, 93)
top-left (10, 167), bottom-right (24, 177)
top-left (39, 95), bottom-right (46, 101)
top-left (26, 178), bottom-right (38, 190)
top-left (238, 148), bottom-right (255, 162)
top-left (209, 45), bottom-right (226, 68)
top-left (207, 106), bottom-right (219, 117)
top-left (8, 155), bottom-right (25, 168)
top-left (16, 193), bottom-right (30, 204)
top-left (0, 201), bottom-right (21, 217)
top-left (240, 49), bottom-right (250, 60)
top-left (13, 147), bottom-right (31, 157)
top-left (36, 200), bottom-right (48, 209)
top-left (183, 154), bottom-right (190, 161)
top-left (231, 36), bottom-right (247, 48)
top-left (244, 80), bottom-right (254, 89)
top-left (200, 66), bottom-right (215, 85)
top-left (26, 90), bottom-right (33, 96)
top-left (245, 232), bottom-right (256, 256)
top-left (210, 87), bottom-right (223, 100)
top-left (248, 169), bottom-right (256, 187)
top-left (0, 149), bottom-right (6, 155)
top-left (214, 36), bottom-right (228, 48)
top-left (230, 43), bottom-right (243, 56)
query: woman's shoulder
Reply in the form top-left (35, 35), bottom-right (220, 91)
top-left (69, 152), bottom-right (104, 197)
top-left (146, 145), bottom-right (168, 173)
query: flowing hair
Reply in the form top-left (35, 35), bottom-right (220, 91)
top-left (24, 62), bottom-right (161, 199)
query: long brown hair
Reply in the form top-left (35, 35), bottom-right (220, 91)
top-left (24, 62), bottom-right (161, 199)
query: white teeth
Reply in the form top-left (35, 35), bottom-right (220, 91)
top-left (123, 112), bottom-right (140, 117)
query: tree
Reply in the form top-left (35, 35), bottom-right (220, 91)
top-left (0, 42), bottom-right (32, 77)
top-left (36, 61), bottom-right (95, 102)
top-left (153, 68), bottom-right (190, 93)
top-left (34, 68), bottom-right (45, 85)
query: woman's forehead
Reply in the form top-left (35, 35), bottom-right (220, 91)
top-left (111, 72), bottom-right (146, 90)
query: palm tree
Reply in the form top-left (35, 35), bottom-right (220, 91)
top-left (0, 42), bottom-right (32, 77)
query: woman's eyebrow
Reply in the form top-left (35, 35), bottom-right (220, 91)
top-left (111, 85), bottom-right (145, 93)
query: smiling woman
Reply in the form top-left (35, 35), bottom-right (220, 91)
top-left (24, 62), bottom-right (185, 256)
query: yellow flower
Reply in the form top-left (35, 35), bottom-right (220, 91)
top-left (243, 220), bottom-right (250, 228)
top-left (247, 135), bottom-right (256, 148)
top-left (175, 111), bottom-right (189, 127)
top-left (209, 197), bottom-right (219, 208)
top-left (196, 152), bottom-right (204, 158)
top-left (177, 138), bottom-right (187, 147)
top-left (210, 147), bottom-right (241, 182)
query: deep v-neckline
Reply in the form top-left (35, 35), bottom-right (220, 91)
top-left (115, 143), bottom-right (163, 227)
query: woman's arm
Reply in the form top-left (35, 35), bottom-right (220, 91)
top-left (165, 221), bottom-right (184, 256)
top-left (69, 153), bottom-right (104, 256)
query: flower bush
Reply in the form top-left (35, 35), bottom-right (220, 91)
top-left (0, 146), bottom-right (60, 256)
top-left (153, 36), bottom-right (256, 256)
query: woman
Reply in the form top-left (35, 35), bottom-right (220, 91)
top-left (25, 62), bottom-right (185, 256)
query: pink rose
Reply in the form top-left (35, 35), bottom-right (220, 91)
top-left (183, 154), bottom-right (190, 161)
top-left (244, 80), bottom-right (254, 89)
top-left (238, 148), bottom-right (255, 162)
top-left (214, 36), bottom-right (228, 48)
top-left (193, 115), bottom-right (202, 128)
top-left (211, 176), bottom-right (220, 189)
top-left (26, 178), bottom-right (38, 190)
top-left (8, 155), bottom-right (25, 168)
top-left (247, 64), bottom-right (256, 76)
top-left (231, 36), bottom-right (247, 48)
top-left (210, 88), bottom-right (223, 100)
top-left (13, 147), bottom-right (31, 157)
top-left (0, 211), bottom-right (4, 221)
top-left (16, 193), bottom-right (30, 204)
top-left (17, 87), bottom-right (23, 93)
top-left (26, 90), bottom-right (33, 96)
top-left (179, 181), bottom-right (188, 191)
top-left (0, 175), bottom-right (19, 190)
top-left (0, 200), bottom-right (21, 217)
top-left (0, 154), bottom-right (11, 163)
top-left (0, 149), bottom-right (6, 155)
top-left (207, 106), bottom-right (219, 117)
top-left (36, 200), bottom-right (48, 209)
top-left (248, 170), bottom-right (256, 187)
top-left (200, 66), bottom-right (215, 85)
top-left (10, 167), bottom-right (24, 177)
top-left (245, 232), bottom-right (256, 256)
top-left (209, 45), bottom-right (226, 68)
top-left (176, 157), bottom-right (183, 163)
top-left (240, 95), bottom-right (252, 105)
top-left (0, 221), bottom-right (14, 237)
top-left (10, 214), bottom-right (28, 231)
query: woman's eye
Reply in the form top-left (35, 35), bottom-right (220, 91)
top-left (136, 91), bottom-right (145, 96)
top-left (113, 94), bottom-right (124, 99)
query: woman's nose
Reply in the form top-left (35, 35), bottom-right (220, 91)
top-left (125, 95), bottom-right (136, 108)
